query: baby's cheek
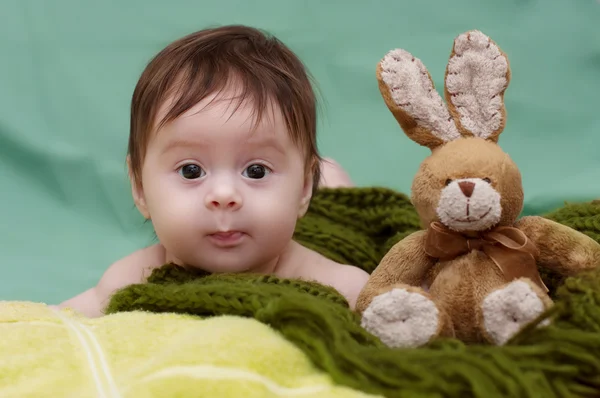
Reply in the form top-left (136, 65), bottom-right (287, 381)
top-left (149, 194), bottom-right (195, 237)
top-left (249, 196), bottom-right (298, 239)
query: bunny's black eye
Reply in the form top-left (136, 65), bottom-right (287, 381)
top-left (482, 177), bottom-right (492, 184)
top-left (444, 179), bottom-right (453, 186)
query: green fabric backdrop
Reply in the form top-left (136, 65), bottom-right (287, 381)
top-left (1, 0), bottom-right (599, 304)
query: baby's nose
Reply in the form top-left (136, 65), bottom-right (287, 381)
top-left (205, 186), bottom-right (242, 210)
top-left (207, 198), bottom-right (241, 209)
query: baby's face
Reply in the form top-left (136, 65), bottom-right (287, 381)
top-left (134, 91), bottom-right (313, 273)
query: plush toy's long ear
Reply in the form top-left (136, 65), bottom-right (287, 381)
top-left (377, 49), bottom-right (461, 150)
top-left (444, 30), bottom-right (511, 142)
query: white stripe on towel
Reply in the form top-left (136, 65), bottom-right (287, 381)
top-left (52, 309), bottom-right (120, 398)
top-left (125, 364), bottom-right (332, 396)
top-left (78, 321), bottom-right (121, 397)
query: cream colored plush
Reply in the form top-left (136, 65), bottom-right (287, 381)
top-left (356, 30), bottom-right (600, 348)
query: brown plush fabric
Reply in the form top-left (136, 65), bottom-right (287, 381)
top-left (410, 137), bottom-right (523, 228)
top-left (376, 63), bottom-right (447, 149)
top-left (444, 31), bottom-right (511, 142)
top-left (356, 30), bottom-right (600, 348)
top-left (355, 230), bottom-right (434, 312)
top-left (515, 216), bottom-right (600, 275)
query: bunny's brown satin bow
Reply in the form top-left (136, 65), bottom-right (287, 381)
top-left (424, 221), bottom-right (548, 292)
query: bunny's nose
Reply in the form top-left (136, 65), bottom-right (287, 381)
top-left (458, 181), bottom-right (475, 198)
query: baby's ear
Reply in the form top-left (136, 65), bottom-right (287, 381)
top-left (297, 159), bottom-right (317, 218)
top-left (444, 30), bottom-right (511, 142)
top-left (127, 155), bottom-right (150, 220)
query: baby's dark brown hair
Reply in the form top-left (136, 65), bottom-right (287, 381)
top-left (128, 25), bottom-right (321, 192)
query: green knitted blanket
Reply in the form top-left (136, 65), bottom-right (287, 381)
top-left (106, 188), bottom-right (600, 398)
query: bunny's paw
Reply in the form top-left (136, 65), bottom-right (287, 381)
top-left (481, 279), bottom-right (552, 345)
top-left (361, 287), bottom-right (440, 348)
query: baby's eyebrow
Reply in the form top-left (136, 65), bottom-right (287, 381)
top-left (243, 137), bottom-right (287, 155)
top-left (158, 130), bottom-right (288, 156)
top-left (160, 138), bottom-right (207, 154)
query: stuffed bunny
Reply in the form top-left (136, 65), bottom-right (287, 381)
top-left (356, 30), bottom-right (600, 348)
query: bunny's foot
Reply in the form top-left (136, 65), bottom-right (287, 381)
top-left (360, 285), bottom-right (451, 348)
top-left (481, 278), bottom-right (553, 345)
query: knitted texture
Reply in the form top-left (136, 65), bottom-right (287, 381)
top-left (293, 187), bottom-right (420, 273)
top-left (107, 188), bottom-right (600, 398)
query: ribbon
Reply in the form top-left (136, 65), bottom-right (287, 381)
top-left (424, 221), bottom-right (548, 292)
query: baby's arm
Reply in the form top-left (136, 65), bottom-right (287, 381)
top-left (57, 244), bottom-right (165, 318)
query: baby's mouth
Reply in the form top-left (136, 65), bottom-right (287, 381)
top-left (210, 230), bottom-right (245, 239)
top-left (207, 231), bottom-right (246, 247)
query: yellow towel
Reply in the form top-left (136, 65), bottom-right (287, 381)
top-left (0, 301), bottom-right (380, 398)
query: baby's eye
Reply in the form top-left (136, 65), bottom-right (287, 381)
top-left (242, 164), bottom-right (271, 179)
top-left (178, 164), bottom-right (205, 179)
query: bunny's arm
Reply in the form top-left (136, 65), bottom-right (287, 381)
top-left (355, 230), bottom-right (436, 314)
top-left (515, 216), bottom-right (600, 275)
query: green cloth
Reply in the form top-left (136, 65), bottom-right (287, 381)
top-left (293, 187), bottom-right (421, 273)
top-left (107, 187), bottom-right (600, 398)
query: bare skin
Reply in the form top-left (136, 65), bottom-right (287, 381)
top-left (57, 159), bottom-right (368, 317)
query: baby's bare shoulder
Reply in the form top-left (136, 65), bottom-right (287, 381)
top-left (99, 243), bottom-right (166, 290)
top-left (278, 242), bottom-right (371, 309)
top-left (317, 260), bottom-right (370, 310)
top-left (294, 246), bottom-right (370, 309)
top-left (320, 259), bottom-right (370, 286)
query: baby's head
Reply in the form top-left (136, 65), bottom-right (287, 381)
top-left (126, 25), bottom-right (320, 273)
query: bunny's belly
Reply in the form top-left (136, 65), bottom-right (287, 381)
top-left (427, 250), bottom-right (506, 343)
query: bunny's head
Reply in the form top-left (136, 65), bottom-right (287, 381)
top-left (378, 31), bottom-right (521, 233)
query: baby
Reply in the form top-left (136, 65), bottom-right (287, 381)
top-left (58, 25), bottom-right (370, 317)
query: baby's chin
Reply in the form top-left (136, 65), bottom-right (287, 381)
top-left (180, 253), bottom-right (277, 275)
top-left (163, 235), bottom-right (289, 274)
